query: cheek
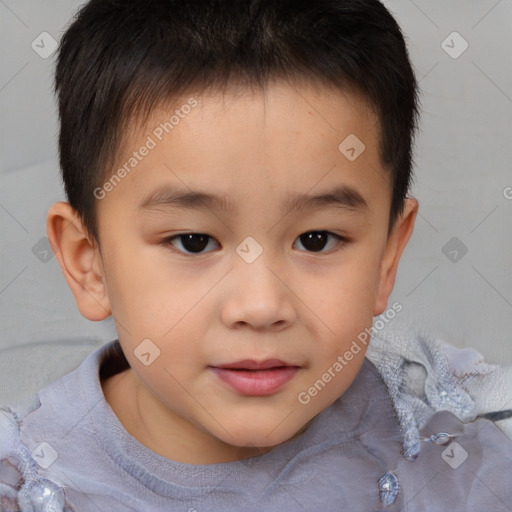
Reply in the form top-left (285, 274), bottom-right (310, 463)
top-left (319, 254), bottom-right (381, 324)
top-left (310, 255), bottom-right (381, 363)
top-left (103, 255), bottom-right (208, 371)
top-left (102, 243), bottom-right (200, 331)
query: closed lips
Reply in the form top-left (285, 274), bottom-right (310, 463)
top-left (213, 359), bottom-right (297, 370)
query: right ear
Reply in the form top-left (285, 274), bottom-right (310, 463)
top-left (46, 201), bottom-right (112, 321)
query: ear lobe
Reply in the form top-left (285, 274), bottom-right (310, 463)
top-left (373, 198), bottom-right (418, 316)
top-left (46, 201), bottom-right (112, 321)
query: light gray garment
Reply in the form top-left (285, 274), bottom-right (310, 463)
top-left (1, 337), bottom-right (511, 511)
top-left (366, 317), bottom-right (512, 460)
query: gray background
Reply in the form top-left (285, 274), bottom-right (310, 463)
top-left (1, 0), bottom-right (511, 405)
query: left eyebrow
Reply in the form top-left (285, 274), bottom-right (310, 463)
top-left (138, 184), bottom-right (369, 215)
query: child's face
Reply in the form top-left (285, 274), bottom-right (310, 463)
top-left (49, 80), bottom-right (417, 463)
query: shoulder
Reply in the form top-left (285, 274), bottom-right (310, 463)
top-left (365, 315), bottom-right (512, 457)
top-left (367, 319), bottom-right (512, 476)
top-left (362, 317), bottom-right (512, 507)
top-left (0, 340), bottom-right (123, 511)
top-left (0, 400), bottom-right (74, 511)
top-left (394, 409), bottom-right (512, 508)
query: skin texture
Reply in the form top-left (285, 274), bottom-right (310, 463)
top-left (47, 80), bottom-right (418, 464)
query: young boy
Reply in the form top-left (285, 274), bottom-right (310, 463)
top-left (1, 0), bottom-right (511, 510)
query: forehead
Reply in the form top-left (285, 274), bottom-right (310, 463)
top-left (98, 80), bottom-right (390, 222)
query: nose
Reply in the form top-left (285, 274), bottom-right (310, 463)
top-left (221, 248), bottom-right (297, 331)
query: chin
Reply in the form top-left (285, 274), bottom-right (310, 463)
top-left (215, 418), bottom-right (311, 450)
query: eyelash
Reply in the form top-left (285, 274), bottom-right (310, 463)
top-left (161, 231), bottom-right (347, 256)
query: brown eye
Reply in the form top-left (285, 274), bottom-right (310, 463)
top-left (162, 230), bottom-right (346, 256)
top-left (293, 231), bottom-right (344, 253)
top-left (165, 233), bottom-right (219, 254)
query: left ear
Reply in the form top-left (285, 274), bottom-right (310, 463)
top-left (374, 197), bottom-right (418, 315)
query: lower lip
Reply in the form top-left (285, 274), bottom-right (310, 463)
top-left (209, 366), bottom-right (299, 396)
